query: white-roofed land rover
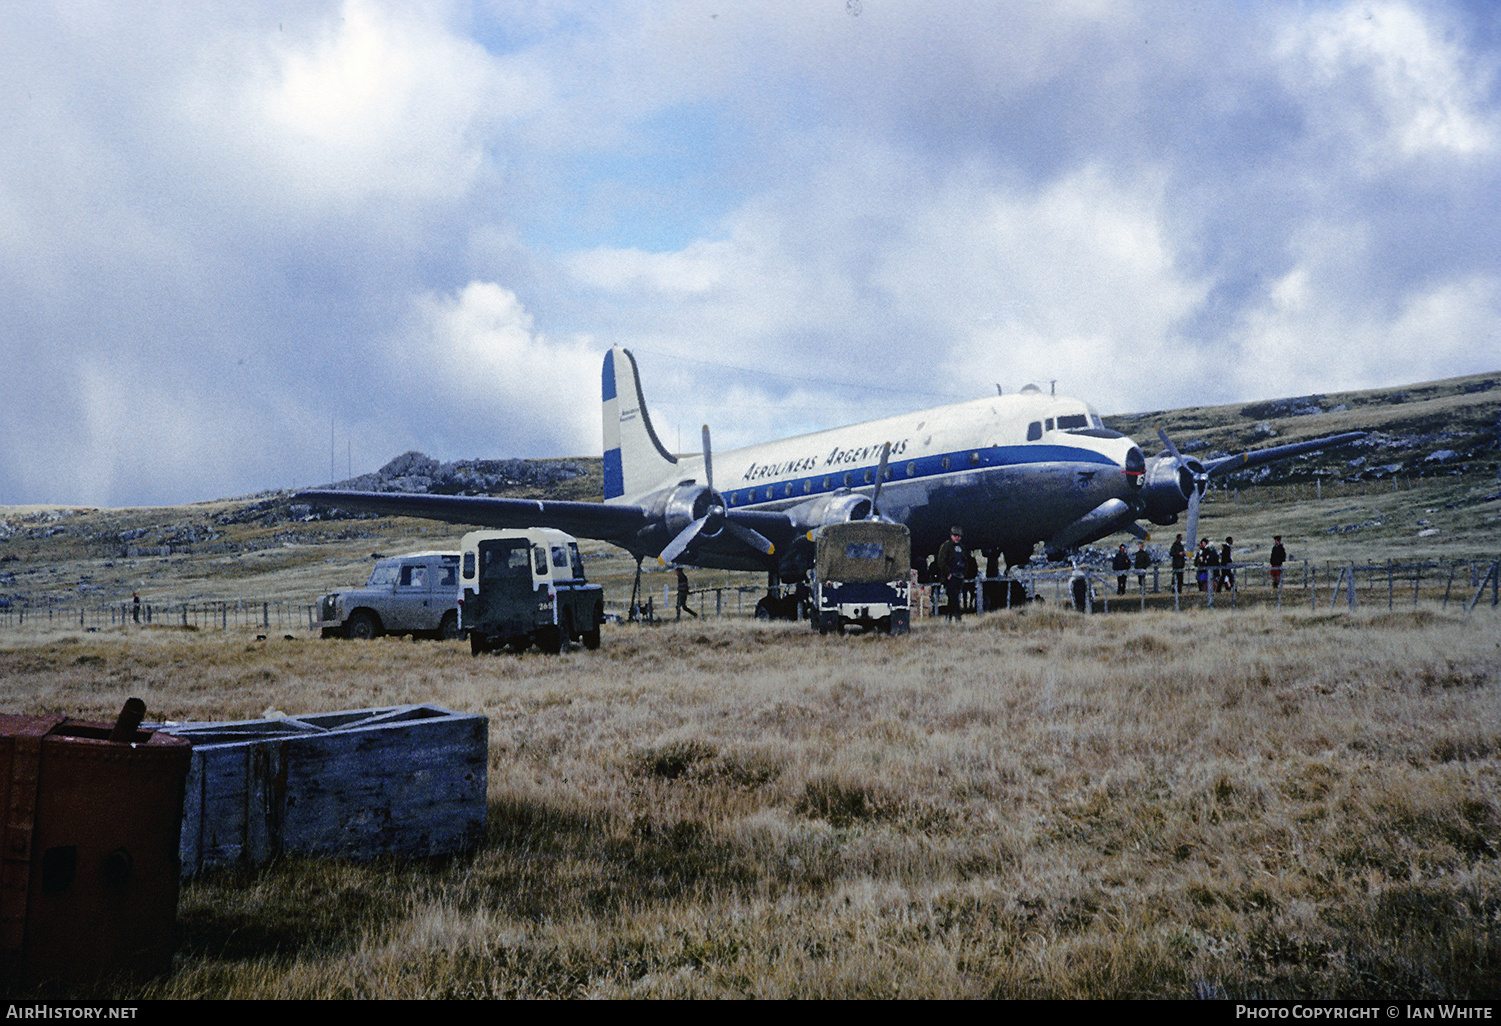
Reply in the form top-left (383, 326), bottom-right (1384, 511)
top-left (315, 551), bottom-right (462, 640)
top-left (460, 528), bottom-right (604, 655)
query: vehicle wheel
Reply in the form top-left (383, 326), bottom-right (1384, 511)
top-left (558, 612), bottom-right (574, 652)
top-left (581, 607), bottom-right (601, 650)
top-left (470, 632), bottom-right (486, 657)
top-left (438, 611), bottom-right (461, 640)
top-left (345, 611), bottom-right (380, 640)
top-left (754, 600), bottom-right (772, 621)
top-left (506, 636), bottom-right (532, 654)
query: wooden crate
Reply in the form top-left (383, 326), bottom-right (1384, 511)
top-left (159, 705), bottom-right (487, 876)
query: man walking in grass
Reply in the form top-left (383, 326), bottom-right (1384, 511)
top-left (1270, 535), bottom-right (1287, 590)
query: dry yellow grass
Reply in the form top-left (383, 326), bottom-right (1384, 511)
top-left (1, 602), bottom-right (1497, 999)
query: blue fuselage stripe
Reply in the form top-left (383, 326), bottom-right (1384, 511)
top-left (726, 444), bottom-right (1118, 506)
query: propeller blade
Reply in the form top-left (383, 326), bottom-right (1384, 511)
top-left (1185, 487), bottom-right (1201, 550)
top-left (1124, 520), bottom-right (1151, 541)
top-left (726, 521), bottom-right (776, 556)
top-left (1156, 427), bottom-right (1183, 462)
top-left (868, 442), bottom-right (892, 518)
top-left (701, 424), bottom-right (714, 492)
top-left (657, 517), bottom-right (708, 566)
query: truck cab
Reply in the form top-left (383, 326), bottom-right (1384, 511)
top-left (460, 528), bottom-right (604, 655)
top-left (315, 551), bottom-right (461, 639)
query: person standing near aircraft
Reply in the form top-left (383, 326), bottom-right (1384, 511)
top-left (1219, 536), bottom-right (1235, 593)
top-left (675, 567), bottom-right (697, 620)
top-left (1133, 541), bottom-right (1151, 591)
top-left (1270, 535), bottom-right (1287, 590)
top-left (936, 527), bottom-right (967, 621)
top-left (1112, 544), bottom-right (1131, 595)
top-left (1194, 539), bottom-right (1212, 592)
top-left (1170, 535), bottom-right (1186, 593)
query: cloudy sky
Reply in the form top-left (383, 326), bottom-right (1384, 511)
top-left (3, 0), bottom-right (1499, 507)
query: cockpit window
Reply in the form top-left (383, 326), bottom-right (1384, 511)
top-left (1056, 414), bottom-right (1089, 430)
top-left (1027, 421), bottom-right (1042, 441)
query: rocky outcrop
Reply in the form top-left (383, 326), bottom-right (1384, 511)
top-left (322, 450), bottom-right (584, 496)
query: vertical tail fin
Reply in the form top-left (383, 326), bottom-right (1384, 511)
top-left (602, 347), bottom-right (677, 502)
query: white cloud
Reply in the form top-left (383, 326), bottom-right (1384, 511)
top-left (397, 281), bottom-right (601, 458)
top-left (1231, 219), bottom-right (1501, 395)
top-left (1279, 0), bottom-right (1497, 165)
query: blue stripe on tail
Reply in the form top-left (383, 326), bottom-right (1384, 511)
top-left (603, 447), bottom-right (624, 499)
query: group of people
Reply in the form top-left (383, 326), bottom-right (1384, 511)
top-left (1163, 533), bottom-right (1289, 594)
top-left (1111, 542), bottom-right (1154, 595)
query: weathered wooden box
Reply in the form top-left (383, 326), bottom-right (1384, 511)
top-left (157, 705), bottom-right (487, 876)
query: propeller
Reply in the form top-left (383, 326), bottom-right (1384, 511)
top-left (657, 425), bottom-right (775, 566)
top-left (1156, 428), bottom-right (1208, 548)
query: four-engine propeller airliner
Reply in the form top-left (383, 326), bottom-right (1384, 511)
top-left (297, 346), bottom-right (1363, 593)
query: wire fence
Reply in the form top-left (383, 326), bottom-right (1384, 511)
top-left (0, 597), bottom-right (317, 633)
top-left (1, 558), bottom-right (1496, 631)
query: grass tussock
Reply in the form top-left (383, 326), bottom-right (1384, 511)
top-left (1, 606), bottom-right (1498, 998)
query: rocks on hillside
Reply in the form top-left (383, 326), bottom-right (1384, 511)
top-left (324, 451), bottom-right (584, 496)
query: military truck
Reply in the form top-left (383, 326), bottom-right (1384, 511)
top-left (810, 520), bottom-right (912, 635)
top-left (315, 551), bottom-right (462, 640)
top-left (459, 528), bottom-right (604, 655)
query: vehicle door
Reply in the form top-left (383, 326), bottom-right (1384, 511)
top-left (394, 560), bottom-right (435, 630)
top-left (363, 560), bottom-right (401, 625)
top-left (476, 537), bottom-right (536, 633)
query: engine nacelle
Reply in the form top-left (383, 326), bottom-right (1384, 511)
top-left (784, 492), bottom-right (873, 534)
top-left (648, 482), bottom-right (725, 539)
top-left (1140, 453), bottom-right (1204, 525)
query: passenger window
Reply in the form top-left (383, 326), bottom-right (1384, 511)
top-left (533, 546), bottom-right (547, 576)
top-left (399, 565), bottom-right (427, 588)
top-left (906, 462), bottom-right (916, 477)
top-left (863, 469), bottom-right (873, 484)
top-left (843, 473), bottom-right (853, 487)
top-left (1027, 421), bottom-right (1042, 441)
top-left (569, 544), bottom-right (584, 579)
top-left (941, 456), bottom-right (951, 470)
top-left (439, 566), bottom-right (456, 588)
top-left (969, 452), bottom-right (980, 466)
top-left (551, 546), bottom-right (568, 568)
top-left (462, 552), bottom-right (475, 579)
top-left (822, 477), bottom-right (831, 490)
top-left (803, 480), bottom-right (812, 494)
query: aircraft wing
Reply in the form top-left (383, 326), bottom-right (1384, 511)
top-left (294, 489), bottom-right (652, 545)
top-left (1203, 432), bottom-right (1366, 479)
top-left (294, 489), bottom-right (801, 568)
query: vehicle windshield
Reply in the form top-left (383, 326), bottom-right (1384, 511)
top-left (366, 563), bottom-right (399, 587)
